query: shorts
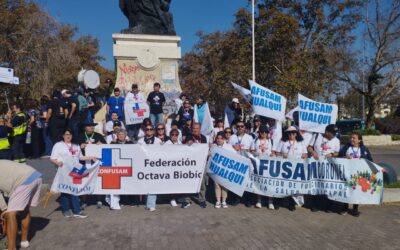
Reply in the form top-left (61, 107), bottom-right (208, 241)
top-left (6, 178), bottom-right (42, 213)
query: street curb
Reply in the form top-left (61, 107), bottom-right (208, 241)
top-left (383, 188), bottom-right (400, 203)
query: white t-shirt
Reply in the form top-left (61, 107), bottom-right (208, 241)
top-left (165, 139), bottom-right (182, 145)
top-left (280, 140), bottom-right (307, 159)
top-left (51, 141), bottom-right (82, 162)
top-left (314, 136), bottom-right (340, 157)
top-left (229, 133), bottom-right (253, 150)
top-left (345, 146), bottom-right (362, 158)
top-left (251, 138), bottom-right (273, 155)
top-left (210, 127), bottom-right (224, 141)
top-left (125, 91), bottom-right (145, 102)
top-left (137, 137), bottom-right (162, 145)
top-left (299, 130), bottom-right (315, 146)
top-left (217, 142), bottom-right (236, 153)
top-left (105, 121), bottom-right (126, 134)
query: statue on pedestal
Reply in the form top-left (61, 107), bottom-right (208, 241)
top-left (120, 0), bottom-right (176, 36)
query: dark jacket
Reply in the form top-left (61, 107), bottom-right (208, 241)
top-left (339, 144), bottom-right (373, 162)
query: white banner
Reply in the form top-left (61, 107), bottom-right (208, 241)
top-left (207, 146), bottom-right (251, 196)
top-left (124, 100), bottom-right (150, 125)
top-left (231, 81), bottom-right (252, 101)
top-left (249, 80), bottom-right (286, 121)
top-left (86, 144), bottom-right (209, 195)
top-left (298, 94), bottom-right (338, 133)
top-left (245, 155), bottom-right (383, 204)
top-left (50, 154), bottom-right (100, 195)
top-left (0, 67), bottom-right (14, 84)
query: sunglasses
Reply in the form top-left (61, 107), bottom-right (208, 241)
top-left (171, 134), bottom-right (179, 136)
top-left (237, 125), bottom-right (245, 128)
top-left (157, 128), bottom-right (165, 130)
top-left (225, 131), bottom-right (232, 134)
top-left (145, 128), bottom-right (154, 131)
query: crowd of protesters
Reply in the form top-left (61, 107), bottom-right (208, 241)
top-left (0, 81), bottom-right (378, 231)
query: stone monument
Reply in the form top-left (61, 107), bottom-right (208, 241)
top-left (115, 0), bottom-right (182, 115)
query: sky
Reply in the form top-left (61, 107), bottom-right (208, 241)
top-left (32, 0), bottom-right (248, 70)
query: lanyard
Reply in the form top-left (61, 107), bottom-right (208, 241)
top-left (85, 132), bottom-right (94, 143)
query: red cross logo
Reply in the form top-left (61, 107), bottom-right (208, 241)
top-left (98, 148), bottom-right (133, 189)
top-left (133, 103), bottom-right (147, 117)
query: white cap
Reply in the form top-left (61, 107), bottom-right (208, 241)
top-left (61, 89), bottom-right (68, 95)
top-left (232, 98), bottom-right (239, 104)
top-left (285, 126), bottom-right (298, 132)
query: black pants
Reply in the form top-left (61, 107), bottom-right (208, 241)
top-left (11, 135), bottom-right (25, 160)
top-left (49, 119), bottom-right (66, 144)
top-left (31, 126), bottom-right (43, 158)
top-left (0, 149), bottom-right (11, 159)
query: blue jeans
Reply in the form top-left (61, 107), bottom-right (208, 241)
top-left (150, 113), bottom-right (163, 126)
top-left (60, 193), bottom-right (81, 214)
top-left (42, 127), bottom-right (53, 156)
top-left (146, 194), bottom-right (157, 209)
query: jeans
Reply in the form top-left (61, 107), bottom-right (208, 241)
top-left (146, 194), bottom-right (157, 208)
top-left (68, 118), bottom-right (80, 139)
top-left (150, 113), bottom-right (163, 126)
top-left (59, 193), bottom-right (81, 214)
top-left (42, 127), bottom-right (53, 156)
top-left (0, 149), bottom-right (11, 159)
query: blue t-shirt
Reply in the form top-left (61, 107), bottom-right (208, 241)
top-left (107, 96), bottom-right (124, 117)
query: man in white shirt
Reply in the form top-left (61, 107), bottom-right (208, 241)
top-left (229, 120), bottom-right (253, 152)
top-left (310, 124), bottom-right (340, 159)
top-left (104, 112), bottom-right (126, 135)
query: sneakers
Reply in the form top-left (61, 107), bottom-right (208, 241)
top-left (215, 202), bottom-right (221, 209)
top-left (73, 212), bottom-right (88, 218)
top-left (181, 202), bottom-right (191, 209)
top-left (221, 202), bottom-right (228, 209)
top-left (199, 202), bottom-right (207, 208)
top-left (20, 241), bottom-right (30, 248)
top-left (80, 203), bottom-right (88, 210)
top-left (145, 207), bottom-right (156, 212)
top-left (170, 199), bottom-right (178, 207)
top-left (255, 201), bottom-right (262, 208)
top-left (62, 211), bottom-right (73, 218)
top-left (268, 201), bottom-right (275, 210)
top-left (349, 208), bottom-right (360, 217)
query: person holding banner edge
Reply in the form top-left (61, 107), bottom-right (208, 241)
top-left (339, 131), bottom-right (374, 217)
top-left (50, 128), bottom-right (98, 218)
top-left (125, 83), bottom-right (145, 141)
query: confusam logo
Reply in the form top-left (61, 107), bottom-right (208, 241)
top-left (69, 166), bottom-right (89, 184)
top-left (133, 103), bottom-right (146, 117)
top-left (98, 148), bottom-right (132, 189)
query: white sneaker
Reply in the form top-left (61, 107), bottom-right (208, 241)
top-left (268, 201), bottom-right (275, 210)
top-left (110, 205), bottom-right (121, 210)
top-left (73, 212), bottom-right (88, 218)
top-left (221, 202), bottom-right (228, 209)
top-left (146, 207), bottom-right (156, 212)
top-left (215, 202), bottom-right (221, 209)
top-left (20, 240), bottom-right (30, 248)
top-left (170, 199), bottom-right (178, 207)
top-left (255, 202), bottom-right (262, 208)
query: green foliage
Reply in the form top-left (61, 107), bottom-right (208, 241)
top-left (180, 0), bottom-right (363, 116)
top-left (391, 134), bottom-right (400, 141)
top-left (0, 0), bottom-right (114, 108)
top-left (384, 181), bottom-right (400, 189)
top-left (349, 129), bottom-right (381, 136)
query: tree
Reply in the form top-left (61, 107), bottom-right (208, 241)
top-left (337, 0), bottom-right (400, 128)
top-left (0, 0), bottom-right (114, 107)
top-left (180, 0), bottom-right (363, 116)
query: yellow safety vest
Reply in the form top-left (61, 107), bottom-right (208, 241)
top-left (13, 112), bottom-right (27, 136)
top-left (0, 136), bottom-right (10, 150)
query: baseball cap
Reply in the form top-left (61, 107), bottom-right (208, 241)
top-left (232, 98), bottom-right (239, 104)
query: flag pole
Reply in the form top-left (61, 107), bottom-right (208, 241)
top-left (252, 0), bottom-right (255, 82)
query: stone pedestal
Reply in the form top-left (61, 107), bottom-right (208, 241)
top-left (113, 34), bottom-right (182, 114)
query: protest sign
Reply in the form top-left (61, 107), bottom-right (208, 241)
top-left (86, 144), bottom-right (209, 195)
top-left (207, 146), bottom-right (251, 196)
top-left (249, 80), bottom-right (286, 121)
top-left (245, 155), bottom-right (383, 205)
top-left (124, 100), bottom-right (150, 125)
top-left (231, 81), bottom-right (252, 101)
top-left (0, 67), bottom-right (13, 84)
top-left (298, 94), bottom-right (338, 133)
top-left (50, 154), bottom-right (100, 195)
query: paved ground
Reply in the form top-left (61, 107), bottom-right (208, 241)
top-left (3, 145), bottom-right (400, 250)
